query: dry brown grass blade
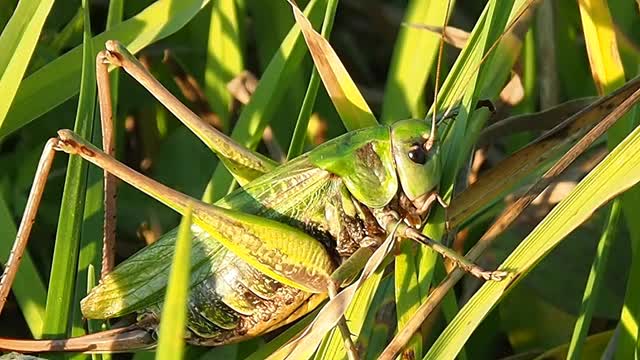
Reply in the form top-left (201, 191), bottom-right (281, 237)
top-left (286, 0), bottom-right (377, 130)
top-left (448, 77), bottom-right (640, 228)
top-left (403, 23), bottom-right (470, 50)
top-left (478, 97), bottom-right (597, 145)
top-left (267, 228), bottom-right (397, 360)
top-left (380, 79), bottom-right (640, 360)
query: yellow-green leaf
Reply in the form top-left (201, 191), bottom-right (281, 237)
top-left (286, 0), bottom-right (377, 131)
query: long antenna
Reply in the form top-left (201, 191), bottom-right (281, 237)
top-left (425, 0), bottom-right (452, 151)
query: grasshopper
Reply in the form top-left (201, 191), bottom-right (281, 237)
top-left (0, 32), bottom-right (507, 355)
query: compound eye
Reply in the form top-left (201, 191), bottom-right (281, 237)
top-left (408, 143), bottom-right (427, 165)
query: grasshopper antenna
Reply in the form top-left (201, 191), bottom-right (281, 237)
top-left (425, 0), bottom-right (452, 152)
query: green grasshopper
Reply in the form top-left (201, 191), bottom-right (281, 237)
top-left (0, 35), bottom-right (506, 353)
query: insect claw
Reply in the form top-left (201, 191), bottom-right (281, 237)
top-left (490, 270), bottom-right (508, 281)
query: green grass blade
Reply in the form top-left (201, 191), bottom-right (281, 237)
top-left (287, 0), bottom-right (338, 159)
top-left (0, 0), bottom-right (55, 129)
top-left (208, 0), bottom-right (325, 200)
top-left (392, 3), bottom-right (528, 358)
top-left (84, 264), bottom-right (103, 360)
top-left (42, 0), bottom-right (96, 338)
top-left (69, 0), bottom-right (104, 340)
top-left (566, 202), bottom-right (620, 359)
top-left (0, 0), bottom-right (210, 140)
top-left (0, 189), bottom-right (45, 338)
top-left (247, 0), bottom-right (309, 148)
top-left (424, 118), bottom-right (640, 359)
top-left (569, 1), bottom-right (631, 357)
top-left (204, 0), bottom-right (244, 131)
top-left (360, 276), bottom-right (394, 360)
top-left (70, 0), bottom-right (124, 341)
top-left (380, 0), bottom-right (454, 124)
top-left (156, 208), bottom-right (193, 360)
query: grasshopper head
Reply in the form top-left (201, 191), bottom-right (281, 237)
top-left (391, 119), bottom-right (442, 205)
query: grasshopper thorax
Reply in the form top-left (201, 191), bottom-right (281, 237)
top-left (391, 119), bottom-right (442, 208)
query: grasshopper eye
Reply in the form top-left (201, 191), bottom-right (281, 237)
top-left (408, 143), bottom-right (427, 165)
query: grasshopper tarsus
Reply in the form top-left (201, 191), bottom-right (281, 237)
top-left (470, 268), bottom-right (508, 282)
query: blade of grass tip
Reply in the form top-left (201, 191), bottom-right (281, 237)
top-left (0, 0), bottom-right (55, 128)
top-left (380, 0), bottom-right (454, 124)
top-left (286, 0), bottom-right (378, 131)
top-left (208, 0), bottom-right (325, 200)
top-left (42, 0), bottom-right (97, 339)
top-left (0, 189), bottom-right (45, 338)
top-left (204, 0), bottom-right (243, 132)
top-left (424, 100), bottom-right (640, 360)
top-left (85, 264), bottom-right (102, 360)
top-left (0, 0), bottom-right (210, 140)
top-left (287, 0), bottom-right (338, 159)
top-left (570, 1), bottom-right (631, 358)
top-left (156, 208), bottom-right (193, 360)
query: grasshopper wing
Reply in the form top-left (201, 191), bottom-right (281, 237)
top-left (82, 157), bottom-right (343, 343)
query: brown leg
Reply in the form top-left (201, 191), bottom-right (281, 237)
top-left (101, 41), bottom-right (275, 183)
top-left (416, 191), bottom-right (448, 215)
top-left (0, 139), bottom-right (59, 314)
top-left (96, 51), bottom-right (117, 278)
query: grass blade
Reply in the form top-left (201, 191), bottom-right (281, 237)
top-left (0, 0), bottom-right (210, 140)
top-left (566, 202), bottom-right (621, 359)
top-left (424, 112), bottom-right (640, 359)
top-left (156, 208), bottom-right (193, 360)
top-left (42, 0), bottom-right (96, 338)
top-left (70, 0), bottom-right (124, 342)
top-left (286, 0), bottom-right (378, 131)
top-left (569, 1), bottom-right (632, 357)
top-left (287, 0), bottom-right (338, 159)
top-left (204, 0), bottom-right (244, 131)
top-left (313, 265), bottom-right (387, 359)
top-left (208, 0), bottom-right (325, 199)
top-left (381, 0), bottom-right (454, 123)
top-left (0, 0), bottom-right (55, 128)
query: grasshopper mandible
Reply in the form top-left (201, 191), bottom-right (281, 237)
top-left (0, 35), bottom-right (506, 353)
